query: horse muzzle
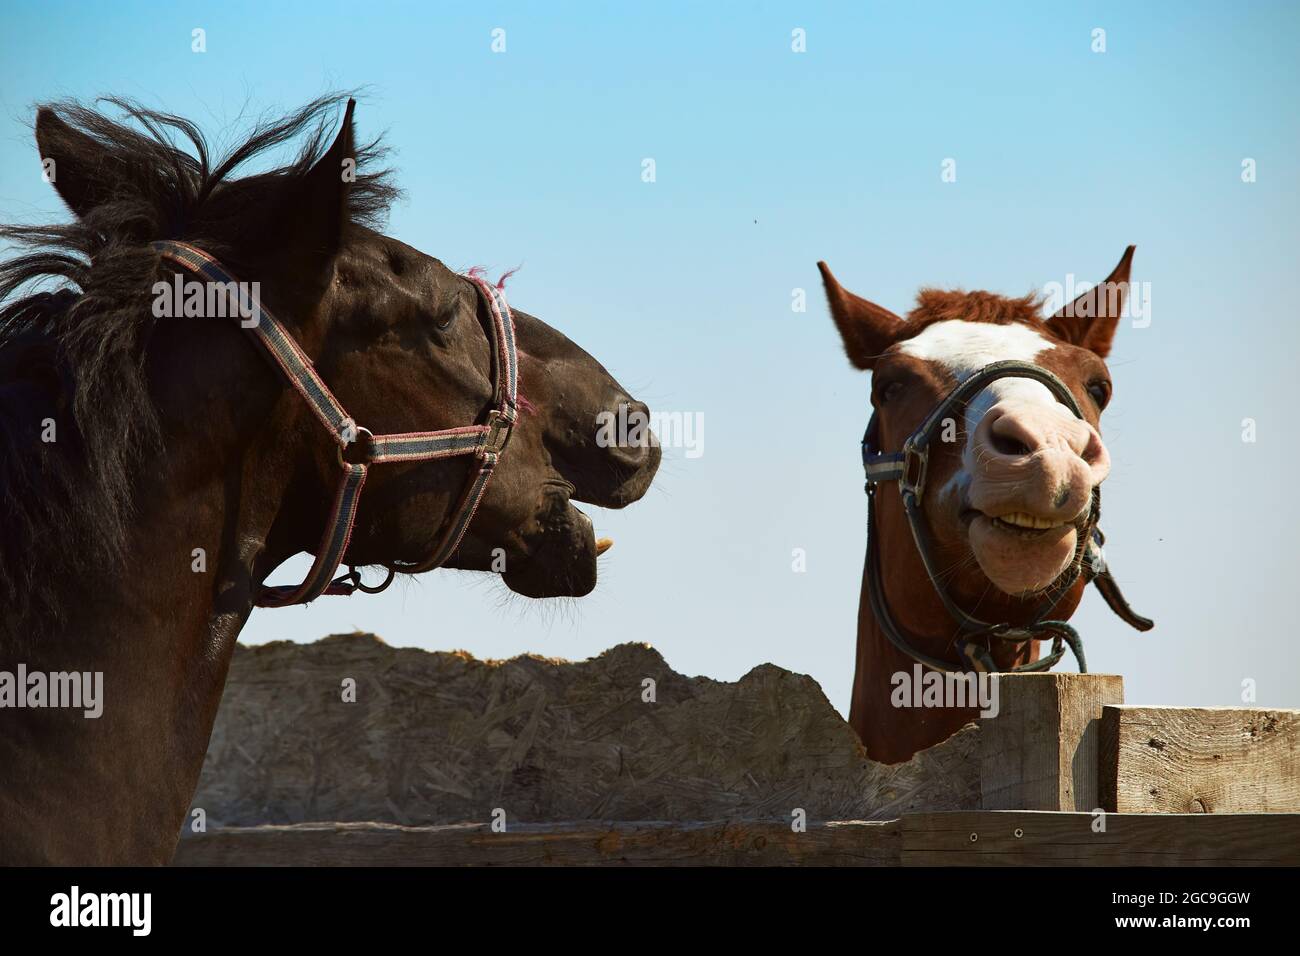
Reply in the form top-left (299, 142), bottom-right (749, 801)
top-left (499, 489), bottom-right (601, 598)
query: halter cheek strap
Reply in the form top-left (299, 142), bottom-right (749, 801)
top-left (152, 240), bottom-right (518, 608)
top-left (861, 360), bottom-right (1152, 675)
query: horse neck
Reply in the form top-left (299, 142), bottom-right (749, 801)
top-left (0, 341), bottom-right (311, 864)
top-left (848, 496), bottom-right (1050, 764)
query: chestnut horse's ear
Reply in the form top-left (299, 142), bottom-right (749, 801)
top-left (817, 261), bottom-right (904, 369)
top-left (1044, 246), bottom-right (1135, 359)
top-left (35, 108), bottom-right (133, 219)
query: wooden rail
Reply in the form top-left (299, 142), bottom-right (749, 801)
top-left (173, 812), bottom-right (1300, 866)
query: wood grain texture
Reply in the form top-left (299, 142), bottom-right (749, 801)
top-left (189, 635), bottom-right (980, 828)
top-left (980, 673), bottom-right (1124, 811)
top-left (1100, 705), bottom-right (1300, 813)
top-left (901, 810), bottom-right (1300, 866)
top-left (173, 819), bottom-right (902, 866)
top-left (172, 812), bottom-right (1300, 866)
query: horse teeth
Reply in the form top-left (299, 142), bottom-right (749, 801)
top-left (998, 512), bottom-right (1064, 530)
top-left (595, 537), bottom-right (614, 555)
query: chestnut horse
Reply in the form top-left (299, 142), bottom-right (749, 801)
top-left (819, 249), bottom-right (1151, 763)
top-left (0, 96), bottom-right (659, 863)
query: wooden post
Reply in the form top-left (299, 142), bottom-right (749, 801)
top-left (1100, 705), bottom-right (1300, 813)
top-left (980, 673), bottom-right (1124, 811)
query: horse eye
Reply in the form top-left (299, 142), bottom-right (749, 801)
top-left (432, 301), bottom-right (458, 332)
top-left (878, 381), bottom-right (904, 405)
top-left (1087, 379), bottom-right (1111, 409)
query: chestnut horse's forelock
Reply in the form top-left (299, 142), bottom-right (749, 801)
top-left (905, 287), bottom-right (1046, 329)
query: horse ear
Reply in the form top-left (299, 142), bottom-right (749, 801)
top-left (254, 99), bottom-right (357, 301)
top-left (283, 98), bottom-right (356, 263)
top-left (35, 107), bottom-right (130, 219)
top-left (817, 261), bottom-right (904, 369)
top-left (1044, 246), bottom-right (1135, 359)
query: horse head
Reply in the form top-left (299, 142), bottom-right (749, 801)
top-left (818, 249), bottom-right (1138, 761)
top-left (821, 250), bottom-right (1131, 602)
top-left (26, 97), bottom-right (659, 605)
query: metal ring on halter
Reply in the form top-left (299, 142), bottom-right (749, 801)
top-left (337, 426), bottom-right (375, 467)
top-left (347, 564), bottom-right (395, 594)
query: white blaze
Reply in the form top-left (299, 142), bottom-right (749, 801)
top-left (896, 320), bottom-right (1064, 480)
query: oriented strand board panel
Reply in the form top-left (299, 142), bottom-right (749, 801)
top-left (1100, 706), bottom-right (1300, 813)
top-left (902, 810), bottom-right (1300, 866)
top-left (173, 819), bottom-right (903, 867)
top-left (981, 673), bottom-right (1124, 811)
top-left (190, 635), bottom-right (980, 827)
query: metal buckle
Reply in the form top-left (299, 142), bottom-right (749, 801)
top-left (480, 409), bottom-right (513, 457)
top-left (899, 438), bottom-right (928, 501)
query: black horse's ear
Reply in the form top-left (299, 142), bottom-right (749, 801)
top-left (1044, 246), bottom-right (1135, 359)
top-left (295, 98), bottom-right (353, 256)
top-left (303, 98), bottom-right (355, 255)
top-left (35, 108), bottom-right (130, 219)
top-left (280, 99), bottom-right (356, 266)
top-left (817, 261), bottom-right (904, 370)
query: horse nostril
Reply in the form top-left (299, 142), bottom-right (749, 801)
top-left (1080, 430), bottom-right (1107, 468)
top-left (990, 432), bottom-right (1031, 457)
top-left (623, 400), bottom-right (651, 428)
top-left (604, 399), bottom-right (655, 465)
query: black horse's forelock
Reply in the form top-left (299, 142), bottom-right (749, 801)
top-left (0, 93), bottom-right (399, 625)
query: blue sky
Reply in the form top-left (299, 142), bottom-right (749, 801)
top-left (2, 2), bottom-right (1298, 714)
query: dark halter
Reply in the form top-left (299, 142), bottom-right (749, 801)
top-left (153, 240), bottom-right (518, 608)
top-left (862, 360), bottom-right (1153, 674)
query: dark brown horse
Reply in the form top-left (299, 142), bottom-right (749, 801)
top-left (0, 96), bottom-right (659, 863)
top-left (819, 249), bottom-right (1146, 763)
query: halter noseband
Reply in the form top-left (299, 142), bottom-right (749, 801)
top-left (153, 240), bottom-right (518, 608)
top-left (862, 360), bottom-right (1152, 674)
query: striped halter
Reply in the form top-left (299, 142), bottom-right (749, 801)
top-left (861, 360), bottom-right (1152, 674)
top-left (152, 240), bottom-right (518, 608)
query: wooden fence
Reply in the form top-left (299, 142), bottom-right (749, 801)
top-left (173, 673), bottom-right (1300, 866)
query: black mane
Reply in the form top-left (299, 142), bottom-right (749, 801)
top-left (0, 93), bottom-right (397, 624)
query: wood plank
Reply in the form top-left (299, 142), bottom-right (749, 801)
top-left (173, 819), bottom-right (903, 867)
top-left (902, 810), bottom-right (1300, 866)
top-left (980, 673), bottom-right (1124, 811)
top-left (1100, 705), bottom-right (1300, 813)
top-left (174, 812), bottom-right (1300, 867)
